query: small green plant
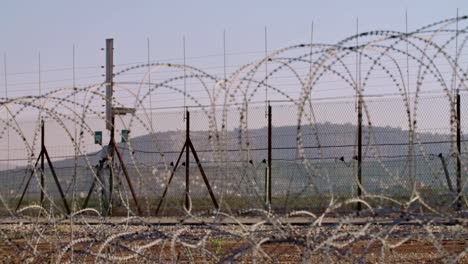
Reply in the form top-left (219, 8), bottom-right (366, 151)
top-left (210, 238), bottom-right (224, 255)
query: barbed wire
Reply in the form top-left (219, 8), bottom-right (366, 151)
top-left (0, 15), bottom-right (467, 263)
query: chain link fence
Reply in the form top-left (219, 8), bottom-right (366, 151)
top-left (0, 93), bottom-right (466, 216)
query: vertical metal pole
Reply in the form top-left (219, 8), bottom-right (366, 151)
top-left (457, 91), bottom-right (462, 210)
top-left (105, 38), bottom-right (114, 215)
top-left (223, 30), bottom-right (227, 82)
top-left (105, 38), bottom-right (114, 131)
top-left (107, 118), bottom-right (115, 216)
top-left (357, 97), bottom-right (363, 214)
top-left (268, 104), bottom-right (272, 205)
top-left (223, 30), bottom-right (230, 198)
top-left (405, 10), bottom-right (414, 190)
top-left (38, 52), bottom-right (41, 97)
top-left (40, 120), bottom-right (45, 206)
top-left (3, 53), bottom-right (11, 212)
top-left (264, 27), bottom-right (268, 117)
top-left (455, 9), bottom-right (462, 211)
top-left (183, 37), bottom-right (187, 120)
top-left (405, 10), bottom-right (410, 98)
top-left (3, 54), bottom-right (9, 173)
top-left (264, 167), bottom-right (268, 204)
top-left (185, 110), bottom-right (190, 210)
top-left (355, 18), bottom-right (362, 215)
top-left (147, 38), bottom-right (153, 131)
top-left (72, 44), bottom-right (77, 215)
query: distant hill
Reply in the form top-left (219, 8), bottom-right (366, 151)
top-left (0, 122), bottom-right (459, 200)
top-left (1, 121), bottom-right (456, 171)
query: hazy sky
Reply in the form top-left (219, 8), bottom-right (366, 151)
top-left (0, 0), bottom-right (467, 98)
top-left (0, 1), bottom-right (468, 162)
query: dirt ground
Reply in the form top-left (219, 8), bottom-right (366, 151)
top-left (0, 221), bottom-right (467, 263)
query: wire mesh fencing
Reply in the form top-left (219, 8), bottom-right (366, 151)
top-left (0, 94), bottom-right (466, 216)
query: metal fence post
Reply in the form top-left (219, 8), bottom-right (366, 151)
top-left (457, 91), bottom-right (462, 211)
top-left (357, 97), bottom-right (362, 215)
top-left (268, 104), bottom-right (272, 205)
top-left (185, 110), bottom-right (190, 210)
